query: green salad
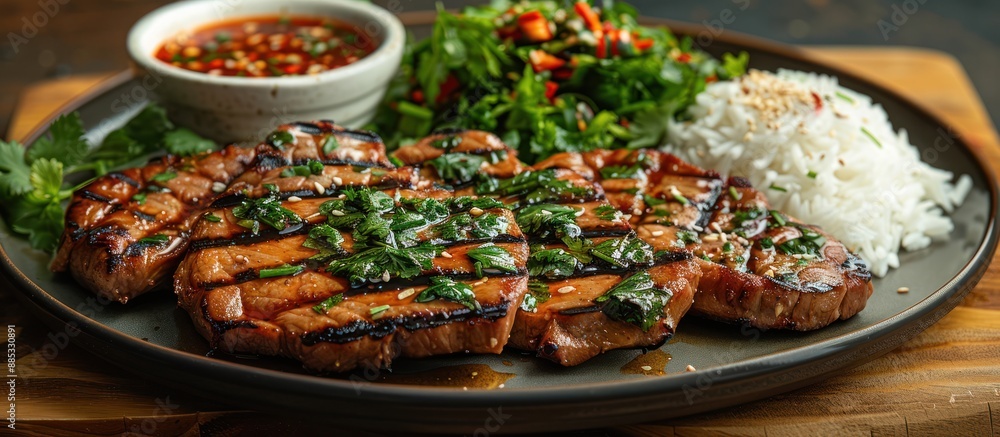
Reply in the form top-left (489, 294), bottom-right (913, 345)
top-left (368, 0), bottom-right (747, 162)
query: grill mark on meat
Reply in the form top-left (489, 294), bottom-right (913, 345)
top-left (329, 128), bottom-right (383, 145)
top-left (557, 306), bottom-right (601, 316)
top-left (290, 121), bottom-right (324, 135)
top-left (200, 299), bottom-right (258, 344)
top-left (107, 171), bottom-right (141, 188)
top-left (80, 190), bottom-right (112, 203)
top-left (299, 302), bottom-right (510, 345)
top-left (252, 153), bottom-right (291, 172)
top-left (132, 210), bottom-right (157, 222)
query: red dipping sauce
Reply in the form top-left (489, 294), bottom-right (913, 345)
top-left (154, 15), bottom-right (378, 77)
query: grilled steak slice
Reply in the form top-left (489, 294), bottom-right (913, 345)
top-left (52, 120), bottom-right (390, 303)
top-left (536, 149), bottom-right (874, 331)
top-left (50, 145), bottom-right (257, 303)
top-left (392, 129), bottom-right (527, 184)
top-left (393, 132), bottom-right (699, 365)
top-left (175, 172), bottom-right (530, 372)
top-left (509, 260), bottom-right (698, 366)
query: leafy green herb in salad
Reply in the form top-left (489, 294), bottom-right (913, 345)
top-left (368, 0), bottom-right (748, 162)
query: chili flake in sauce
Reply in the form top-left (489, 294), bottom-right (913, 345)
top-left (154, 15), bottom-right (377, 77)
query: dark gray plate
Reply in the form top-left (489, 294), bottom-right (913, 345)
top-left (2, 16), bottom-right (997, 434)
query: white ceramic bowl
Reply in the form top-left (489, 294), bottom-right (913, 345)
top-left (127, 0), bottom-right (405, 143)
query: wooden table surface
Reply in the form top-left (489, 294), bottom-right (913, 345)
top-left (3, 47), bottom-right (1000, 436)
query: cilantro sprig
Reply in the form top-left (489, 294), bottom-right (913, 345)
top-left (0, 105), bottom-right (217, 251)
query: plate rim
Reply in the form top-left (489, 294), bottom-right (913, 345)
top-left (4, 13), bottom-right (999, 429)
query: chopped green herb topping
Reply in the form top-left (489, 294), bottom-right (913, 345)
top-left (312, 293), bottom-right (344, 313)
top-left (768, 184), bottom-right (787, 192)
top-left (302, 224), bottom-right (347, 261)
top-left (150, 171), bottom-right (177, 182)
top-left (643, 194), bottom-right (666, 207)
top-left (516, 204), bottom-right (581, 239)
top-left (135, 234), bottom-right (169, 247)
top-left (594, 204), bottom-right (622, 221)
top-left (676, 230), bottom-right (700, 245)
top-left (807, 170), bottom-right (817, 179)
top-left (132, 192), bottom-right (147, 205)
top-left (442, 196), bottom-right (506, 212)
top-left (280, 160), bottom-right (325, 178)
top-left (728, 186), bottom-right (741, 200)
top-left (835, 91), bottom-right (855, 103)
top-left (203, 213), bottom-right (221, 222)
top-left (769, 210), bottom-right (787, 227)
top-left (319, 187), bottom-right (395, 231)
top-left (388, 155), bottom-right (405, 167)
top-left (520, 280), bottom-right (551, 312)
top-left (369, 304), bottom-right (391, 316)
top-left (732, 207), bottom-right (766, 230)
top-left (232, 191), bottom-right (302, 235)
top-left (322, 134), bottom-right (340, 155)
top-left (400, 197), bottom-right (449, 222)
top-left (428, 153), bottom-right (487, 185)
top-left (415, 276), bottom-right (480, 310)
top-left (475, 169), bottom-right (595, 205)
top-left (861, 127), bottom-right (882, 148)
top-left (326, 244), bottom-right (438, 286)
top-left (599, 164), bottom-right (643, 180)
top-left (466, 243), bottom-right (518, 278)
top-left (259, 264), bottom-right (304, 279)
top-left (589, 234), bottom-right (655, 269)
top-left (723, 242), bottom-right (734, 252)
top-left (673, 193), bottom-right (689, 205)
top-left (777, 226), bottom-right (827, 258)
top-left (430, 135), bottom-right (463, 150)
top-left (527, 247), bottom-right (580, 279)
top-left (434, 212), bottom-right (509, 242)
top-left (760, 237), bottom-right (774, 249)
top-left (267, 130), bottom-right (296, 150)
top-left (595, 271), bottom-right (671, 331)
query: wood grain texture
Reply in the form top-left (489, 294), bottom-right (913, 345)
top-left (3, 48), bottom-right (1000, 436)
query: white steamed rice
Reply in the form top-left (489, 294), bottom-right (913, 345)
top-left (665, 69), bottom-right (972, 277)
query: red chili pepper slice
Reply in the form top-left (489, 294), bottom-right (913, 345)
top-left (634, 38), bottom-right (655, 51)
top-left (544, 81), bottom-right (559, 102)
top-left (574, 2), bottom-right (602, 33)
top-left (517, 10), bottom-right (553, 42)
top-left (437, 75), bottom-right (461, 104)
top-left (529, 49), bottom-right (567, 72)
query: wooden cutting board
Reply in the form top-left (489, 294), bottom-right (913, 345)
top-left (4, 47), bottom-right (1000, 436)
